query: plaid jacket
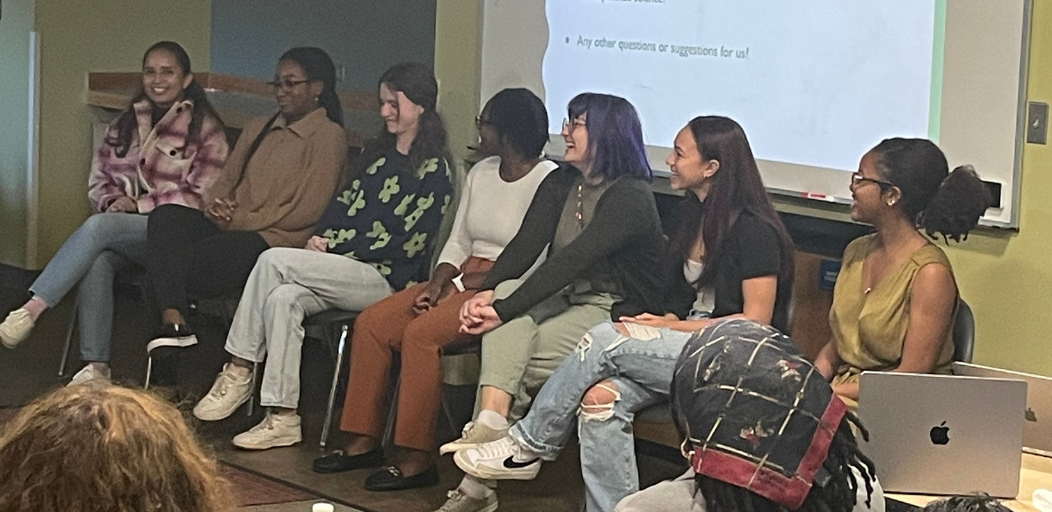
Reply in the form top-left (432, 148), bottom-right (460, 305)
top-left (88, 99), bottom-right (228, 213)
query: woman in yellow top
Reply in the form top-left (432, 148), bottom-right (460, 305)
top-left (814, 138), bottom-right (989, 405)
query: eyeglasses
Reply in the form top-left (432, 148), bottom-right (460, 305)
top-left (850, 172), bottom-right (895, 190)
top-left (266, 78), bottom-right (311, 91)
top-left (475, 115), bottom-right (494, 129)
top-left (562, 117), bottom-right (587, 133)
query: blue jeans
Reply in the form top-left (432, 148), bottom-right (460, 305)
top-left (508, 321), bottom-right (694, 512)
top-left (29, 213), bottom-right (148, 362)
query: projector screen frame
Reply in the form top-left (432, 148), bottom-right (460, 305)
top-left (479, 0), bottom-right (1033, 229)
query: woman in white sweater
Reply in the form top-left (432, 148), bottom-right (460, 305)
top-left (311, 88), bottom-right (558, 492)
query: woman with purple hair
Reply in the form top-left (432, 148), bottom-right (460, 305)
top-left (433, 93), bottom-right (666, 512)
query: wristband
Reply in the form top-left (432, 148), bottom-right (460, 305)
top-left (452, 273), bottom-right (466, 292)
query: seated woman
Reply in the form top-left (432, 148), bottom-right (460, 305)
top-left (0, 385), bottom-right (233, 512)
top-left (813, 138), bottom-right (988, 406)
top-left (447, 116), bottom-right (795, 512)
top-left (310, 89), bottom-right (557, 490)
top-left (614, 319), bottom-right (884, 512)
top-left (143, 47), bottom-right (347, 354)
top-left (0, 41), bottom-right (227, 385)
top-left (433, 97), bottom-right (667, 512)
top-left (191, 62), bottom-right (453, 451)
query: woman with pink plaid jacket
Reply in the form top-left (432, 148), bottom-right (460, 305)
top-left (0, 41), bottom-right (227, 386)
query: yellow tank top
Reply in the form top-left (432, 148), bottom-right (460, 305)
top-left (828, 234), bottom-right (956, 376)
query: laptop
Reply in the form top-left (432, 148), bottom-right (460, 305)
top-left (954, 361), bottom-right (1052, 457)
top-left (858, 371), bottom-right (1027, 498)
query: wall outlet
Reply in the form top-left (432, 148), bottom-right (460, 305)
top-left (1027, 101), bottom-right (1049, 145)
top-left (336, 64), bottom-right (347, 83)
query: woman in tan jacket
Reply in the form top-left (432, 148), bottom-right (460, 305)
top-left (144, 47), bottom-right (347, 354)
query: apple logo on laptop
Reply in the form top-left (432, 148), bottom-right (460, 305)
top-left (929, 421), bottom-right (950, 445)
top-left (1026, 408), bottom-right (1037, 422)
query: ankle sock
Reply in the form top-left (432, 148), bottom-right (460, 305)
top-left (459, 475), bottom-right (495, 499)
top-left (477, 409), bottom-right (509, 430)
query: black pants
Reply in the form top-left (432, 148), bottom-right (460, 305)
top-left (146, 204), bottom-right (270, 317)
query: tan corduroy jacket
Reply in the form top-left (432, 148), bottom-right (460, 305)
top-left (207, 107), bottom-right (347, 248)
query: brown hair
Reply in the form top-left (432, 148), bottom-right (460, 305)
top-left (0, 385), bottom-right (232, 512)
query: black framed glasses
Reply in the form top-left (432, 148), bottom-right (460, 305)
top-left (475, 115), bottom-right (494, 129)
top-left (266, 78), bottom-right (311, 91)
top-left (850, 172), bottom-right (895, 190)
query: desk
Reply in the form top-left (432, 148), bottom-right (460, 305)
top-left (887, 453), bottom-right (1052, 512)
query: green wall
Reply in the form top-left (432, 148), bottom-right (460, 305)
top-left (434, 0), bottom-right (1052, 376)
top-left (0, 0), bottom-right (35, 266)
top-left (30, 0), bottom-right (212, 268)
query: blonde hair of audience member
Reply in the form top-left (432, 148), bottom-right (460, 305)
top-left (0, 385), bottom-right (232, 512)
top-left (813, 138), bottom-right (989, 401)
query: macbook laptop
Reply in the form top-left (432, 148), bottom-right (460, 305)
top-left (858, 371), bottom-right (1026, 498)
top-left (954, 361), bottom-right (1052, 457)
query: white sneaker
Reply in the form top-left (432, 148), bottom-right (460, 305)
top-left (0, 308), bottom-right (34, 349)
top-left (433, 489), bottom-right (498, 512)
top-left (232, 412), bottom-right (302, 450)
top-left (454, 437), bottom-right (542, 481)
top-left (193, 363), bottom-right (253, 421)
top-left (67, 365), bottom-right (111, 387)
top-left (439, 421), bottom-right (509, 455)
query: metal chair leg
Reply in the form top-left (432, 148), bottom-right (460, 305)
top-left (321, 324), bottom-right (350, 450)
top-left (144, 356), bottom-right (153, 390)
top-left (58, 307), bottom-right (77, 377)
top-left (247, 361), bottom-right (259, 416)
top-left (381, 377), bottom-right (400, 448)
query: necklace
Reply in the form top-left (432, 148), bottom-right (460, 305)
top-left (575, 183), bottom-right (584, 229)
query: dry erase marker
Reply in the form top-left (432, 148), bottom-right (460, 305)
top-left (801, 192), bottom-right (836, 202)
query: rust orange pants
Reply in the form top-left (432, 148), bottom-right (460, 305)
top-left (339, 257), bottom-right (491, 451)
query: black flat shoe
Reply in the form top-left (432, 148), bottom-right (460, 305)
top-left (312, 449), bottom-right (384, 473)
top-left (364, 465), bottom-right (439, 492)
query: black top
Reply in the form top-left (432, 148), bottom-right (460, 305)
top-left (664, 209), bottom-right (793, 333)
top-left (313, 150), bottom-right (453, 291)
top-left (480, 164), bottom-right (667, 322)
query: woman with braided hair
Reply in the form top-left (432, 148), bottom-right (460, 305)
top-left (616, 319), bottom-right (884, 512)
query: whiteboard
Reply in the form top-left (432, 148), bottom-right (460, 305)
top-left (479, 0), bottom-right (1031, 228)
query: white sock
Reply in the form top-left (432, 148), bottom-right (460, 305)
top-left (459, 475), bottom-right (495, 499)
top-left (476, 409), bottom-right (509, 430)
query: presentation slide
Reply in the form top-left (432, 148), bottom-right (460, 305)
top-left (542, 0), bottom-right (941, 174)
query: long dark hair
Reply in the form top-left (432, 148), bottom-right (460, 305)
top-left (360, 62), bottom-right (451, 175)
top-left (106, 41), bottom-right (222, 158)
top-left (869, 138), bottom-right (989, 242)
top-left (669, 116), bottom-right (794, 289)
top-left (566, 93), bottom-right (651, 182)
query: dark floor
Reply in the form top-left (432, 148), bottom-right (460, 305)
top-left (0, 279), bottom-right (687, 512)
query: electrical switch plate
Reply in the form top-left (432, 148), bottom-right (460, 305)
top-left (1028, 102), bottom-right (1049, 145)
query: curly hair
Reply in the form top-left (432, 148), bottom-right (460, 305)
top-left (869, 138), bottom-right (989, 242)
top-left (922, 494), bottom-right (1013, 512)
top-left (0, 385), bottom-right (232, 512)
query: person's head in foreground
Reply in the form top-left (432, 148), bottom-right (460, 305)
top-left (670, 319), bottom-right (879, 512)
top-left (0, 384), bottom-right (231, 512)
top-left (922, 494), bottom-right (1012, 512)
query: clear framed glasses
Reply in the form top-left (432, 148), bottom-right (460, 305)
top-left (562, 117), bottom-right (587, 133)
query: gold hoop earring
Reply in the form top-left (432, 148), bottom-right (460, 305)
top-left (887, 200), bottom-right (896, 207)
